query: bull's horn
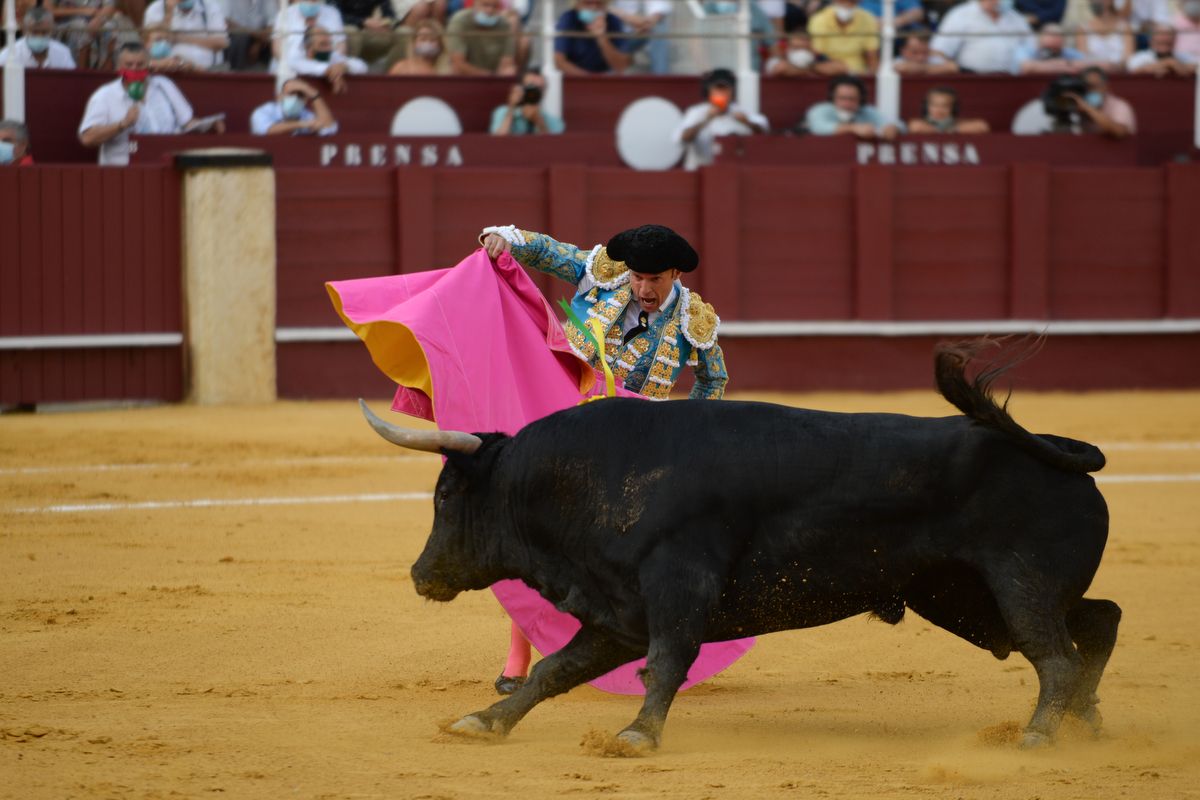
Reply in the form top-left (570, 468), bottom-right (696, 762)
top-left (358, 399), bottom-right (482, 455)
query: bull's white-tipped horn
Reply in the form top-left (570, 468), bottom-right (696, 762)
top-left (358, 399), bottom-right (482, 455)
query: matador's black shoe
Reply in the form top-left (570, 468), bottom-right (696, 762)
top-left (494, 674), bottom-right (527, 695)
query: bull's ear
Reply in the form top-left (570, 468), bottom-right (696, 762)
top-left (442, 433), bottom-right (508, 479)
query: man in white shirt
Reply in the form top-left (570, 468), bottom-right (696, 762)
top-left (290, 26), bottom-right (367, 93)
top-left (0, 8), bottom-right (77, 69)
top-left (930, 0), bottom-right (1033, 73)
top-left (610, 0), bottom-right (672, 73)
top-left (143, 0), bottom-right (230, 70)
top-left (250, 77), bottom-right (339, 135)
top-left (672, 68), bottom-right (769, 170)
top-left (78, 42), bottom-right (212, 165)
top-left (1126, 25), bottom-right (1198, 75)
top-left (274, 0), bottom-right (348, 68)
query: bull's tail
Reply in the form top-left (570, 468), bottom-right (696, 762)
top-left (935, 337), bottom-right (1106, 474)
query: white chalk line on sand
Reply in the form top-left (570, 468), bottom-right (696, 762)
top-left (4, 441), bottom-right (1199, 478)
top-left (6, 473), bottom-right (1200, 514)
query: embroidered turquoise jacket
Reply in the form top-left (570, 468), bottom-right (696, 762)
top-left (490, 227), bottom-right (728, 400)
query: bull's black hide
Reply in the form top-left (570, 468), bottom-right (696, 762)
top-left (366, 340), bottom-right (1121, 752)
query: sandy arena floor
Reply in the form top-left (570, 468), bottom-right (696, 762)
top-left (2, 390), bottom-right (1199, 800)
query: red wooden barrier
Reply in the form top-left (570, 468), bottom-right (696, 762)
top-left (0, 166), bottom-right (184, 405)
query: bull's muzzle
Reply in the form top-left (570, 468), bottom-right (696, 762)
top-left (411, 564), bottom-right (462, 602)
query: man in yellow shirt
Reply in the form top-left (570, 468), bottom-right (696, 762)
top-left (808, 0), bottom-right (879, 74)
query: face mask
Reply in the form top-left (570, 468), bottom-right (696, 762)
top-left (929, 115), bottom-right (955, 131)
top-left (709, 87), bottom-right (732, 110)
top-left (414, 40), bottom-right (440, 58)
top-left (120, 68), bottom-right (149, 100)
top-left (26, 35), bottom-right (50, 53)
top-left (149, 40), bottom-right (172, 59)
top-left (179, 0), bottom-right (196, 9)
top-left (1085, 90), bottom-right (1103, 107)
top-left (835, 107), bottom-right (855, 123)
top-left (576, 8), bottom-right (600, 24)
top-left (281, 94), bottom-right (306, 119)
top-left (834, 5), bottom-right (855, 23)
top-left (787, 49), bottom-right (814, 68)
top-left (474, 10), bottom-right (500, 25)
top-left (298, 1), bottom-right (321, 18)
top-left (0, 141), bottom-right (14, 164)
top-left (312, 49), bottom-right (332, 62)
top-left (712, 0), bottom-right (738, 12)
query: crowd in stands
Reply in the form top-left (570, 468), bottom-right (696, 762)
top-left (0, 0), bottom-right (1195, 164)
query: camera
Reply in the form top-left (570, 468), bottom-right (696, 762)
top-left (1041, 75), bottom-right (1087, 130)
top-left (520, 85), bottom-right (543, 106)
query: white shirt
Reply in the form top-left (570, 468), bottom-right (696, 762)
top-left (144, 0), bottom-right (230, 69)
top-left (1126, 47), bottom-right (1198, 71)
top-left (78, 76), bottom-right (193, 166)
top-left (290, 50), bottom-right (367, 77)
top-left (610, 0), bottom-right (672, 17)
top-left (930, 0), bottom-right (1033, 73)
top-left (274, 3), bottom-right (346, 67)
top-left (672, 101), bottom-right (770, 171)
top-left (0, 38), bottom-right (77, 68)
top-left (1113, 0), bottom-right (1171, 27)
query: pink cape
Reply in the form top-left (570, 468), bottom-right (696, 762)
top-left (326, 249), bottom-right (753, 695)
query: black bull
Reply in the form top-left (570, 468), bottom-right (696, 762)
top-left (362, 341), bottom-right (1121, 752)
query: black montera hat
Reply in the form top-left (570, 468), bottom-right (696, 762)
top-left (606, 225), bottom-right (699, 274)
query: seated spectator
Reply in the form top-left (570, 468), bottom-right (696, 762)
top-left (907, 86), bottom-right (990, 133)
top-left (78, 42), bottom-right (220, 165)
top-left (1014, 23), bottom-right (1091, 73)
top-left (1073, 66), bottom-right (1136, 136)
top-left (1012, 68), bottom-right (1135, 135)
top-left (445, 0), bottom-right (517, 75)
top-left (894, 34), bottom-right (958, 73)
top-left (1075, 0), bottom-right (1133, 67)
top-left (224, 0), bottom-right (275, 70)
top-left (808, 0), bottom-right (879, 73)
top-left (145, 24), bottom-right (195, 72)
top-left (610, 0), bottom-right (671, 74)
top-left (0, 8), bottom-right (77, 68)
top-left (50, 0), bottom-right (123, 68)
top-left (804, 74), bottom-right (901, 139)
top-left (1126, 25), bottom-right (1198, 75)
top-left (672, 68), bottom-right (769, 170)
top-left (0, 120), bottom-right (34, 165)
top-left (388, 18), bottom-right (450, 74)
top-left (250, 78), bottom-right (338, 135)
top-left (931, 0), bottom-right (1034, 73)
top-left (1176, 0), bottom-right (1200, 62)
top-left (142, 0), bottom-right (230, 70)
top-left (858, 0), bottom-right (924, 28)
top-left (291, 26), bottom-right (368, 93)
top-left (555, 0), bottom-right (633, 75)
top-left (334, 0), bottom-right (406, 71)
top-left (490, 70), bottom-right (566, 135)
top-left (275, 0), bottom-right (348, 69)
top-left (766, 32), bottom-right (848, 75)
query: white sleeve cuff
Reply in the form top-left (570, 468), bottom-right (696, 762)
top-left (479, 225), bottom-right (525, 247)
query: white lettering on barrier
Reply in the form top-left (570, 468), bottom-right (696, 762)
top-left (857, 141), bottom-right (985, 166)
top-left (370, 144), bottom-right (387, 167)
top-left (420, 145), bottom-right (437, 166)
top-left (344, 144), bottom-right (362, 166)
top-left (312, 143), bottom-right (467, 168)
top-left (320, 143), bottom-right (337, 166)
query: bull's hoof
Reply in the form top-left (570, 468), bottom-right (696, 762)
top-left (494, 674), bottom-right (527, 696)
top-left (616, 729), bottom-right (658, 753)
top-left (1018, 730), bottom-right (1053, 750)
top-left (1072, 704), bottom-right (1103, 734)
top-left (444, 714), bottom-right (503, 740)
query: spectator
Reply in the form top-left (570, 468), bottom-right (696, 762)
top-left (765, 31), bottom-right (848, 75)
top-left (1176, 0), bottom-right (1200, 62)
top-left (808, 0), bottom-right (879, 73)
top-left (333, 0), bottom-right (407, 71)
top-left (145, 24), bottom-right (195, 71)
top-left (894, 34), bottom-right (958, 73)
top-left (445, 0), bottom-right (517, 75)
top-left (1014, 0), bottom-right (1066, 27)
top-left (1127, 24), bottom-right (1198, 74)
top-left (804, 74), bottom-right (901, 139)
top-left (1075, 0), bottom-right (1134, 67)
top-left (858, 0), bottom-right (924, 28)
top-left (142, 0), bottom-right (230, 70)
top-left (672, 68), bottom-right (769, 170)
top-left (224, 0), bottom-right (276, 70)
top-left (291, 26), bottom-right (368, 92)
top-left (274, 0), bottom-right (348, 69)
top-left (1014, 23), bottom-right (1091, 73)
top-left (1121, 0), bottom-right (1171, 33)
top-left (388, 17), bottom-right (450, 74)
top-left (78, 42), bottom-right (220, 165)
top-left (0, 120), bottom-right (34, 165)
top-left (555, 0), bottom-right (633, 75)
top-left (0, 8), bottom-right (77, 68)
top-left (907, 86), bottom-right (991, 132)
top-left (50, 0), bottom-right (120, 68)
top-left (610, 0), bottom-right (671, 74)
top-left (250, 77), bottom-right (338, 134)
top-left (756, 0), bottom-right (788, 32)
top-left (1072, 66), bottom-right (1136, 136)
top-left (931, 0), bottom-right (1034, 73)
top-left (1012, 68), bottom-right (1135, 135)
top-left (490, 70), bottom-right (566, 134)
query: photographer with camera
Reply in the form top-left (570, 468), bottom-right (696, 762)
top-left (673, 68), bottom-right (770, 170)
top-left (1012, 68), bottom-right (1135, 137)
top-left (490, 70), bottom-right (565, 135)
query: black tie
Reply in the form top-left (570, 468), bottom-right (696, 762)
top-left (622, 311), bottom-right (650, 345)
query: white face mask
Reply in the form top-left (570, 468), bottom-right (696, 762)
top-left (834, 5), bottom-right (855, 22)
top-left (787, 49), bottom-right (815, 68)
top-left (835, 107), bottom-right (855, 123)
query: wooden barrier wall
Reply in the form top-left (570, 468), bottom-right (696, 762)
top-left (0, 166), bottom-right (184, 405)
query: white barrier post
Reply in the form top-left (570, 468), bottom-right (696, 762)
top-left (876, 0), bottom-right (900, 124)
top-left (3, 0), bottom-right (25, 122)
top-left (1194, 67), bottom-right (1199, 149)
top-left (272, 6), bottom-right (295, 91)
top-left (541, 0), bottom-right (563, 119)
top-left (735, 0), bottom-right (759, 114)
